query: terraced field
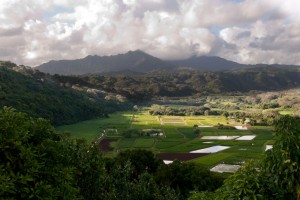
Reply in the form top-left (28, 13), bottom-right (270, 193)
top-left (57, 111), bottom-right (275, 168)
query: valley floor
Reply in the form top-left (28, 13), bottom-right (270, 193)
top-left (57, 111), bottom-right (275, 170)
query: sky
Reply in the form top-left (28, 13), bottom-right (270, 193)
top-left (1, 0), bottom-right (300, 66)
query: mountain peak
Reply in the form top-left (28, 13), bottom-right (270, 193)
top-left (127, 49), bottom-right (149, 56)
top-left (37, 50), bottom-right (174, 75)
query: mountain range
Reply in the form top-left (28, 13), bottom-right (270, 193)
top-left (37, 50), bottom-right (300, 75)
top-left (37, 50), bottom-right (173, 75)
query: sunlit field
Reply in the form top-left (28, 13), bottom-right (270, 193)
top-left (57, 111), bottom-right (275, 167)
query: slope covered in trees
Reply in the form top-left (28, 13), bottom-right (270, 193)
top-left (0, 61), bottom-right (130, 125)
top-left (78, 67), bottom-right (300, 100)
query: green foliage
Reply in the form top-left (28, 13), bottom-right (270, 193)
top-left (106, 149), bottom-right (224, 199)
top-left (156, 160), bottom-right (224, 199)
top-left (262, 115), bottom-right (300, 199)
top-left (114, 149), bottom-right (163, 176)
top-left (217, 161), bottom-right (265, 200)
top-left (0, 107), bottom-right (81, 199)
top-left (101, 161), bottom-right (179, 200)
top-left (0, 107), bottom-right (117, 199)
top-left (188, 191), bottom-right (217, 200)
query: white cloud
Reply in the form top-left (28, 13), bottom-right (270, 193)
top-left (0, 0), bottom-right (300, 66)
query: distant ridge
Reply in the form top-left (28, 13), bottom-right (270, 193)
top-left (37, 50), bottom-right (300, 75)
top-left (168, 56), bottom-right (246, 71)
top-left (37, 50), bottom-right (175, 75)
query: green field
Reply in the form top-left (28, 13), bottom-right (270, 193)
top-left (57, 111), bottom-right (275, 167)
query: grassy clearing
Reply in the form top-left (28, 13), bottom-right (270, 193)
top-left (164, 127), bottom-right (185, 139)
top-left (185, 116), bottom-right (228, 126)
top-left (57, 113), bottom-right (133, 143)
top-left (192, 153), bottom-right (236, 167)
top-left (161, 139), bottom-right (211, 153)
top-left (57, 118), bottom-right (102, 143)
top-left (199, 128), bottom-right (251, 136)
top-left (221, 152), bottom-right (262, 165)
top-left (278, 110), bottom-right (294, 115)
top-left (177, 127), bottom-right (198, 139)
top-left (132, 138), bottom-right (155, 148)
top-left (117, 138), bottom-right (136, 149)
top-left (155, 139), bottom-right (186, 150)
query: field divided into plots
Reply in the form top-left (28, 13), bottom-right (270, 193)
top-left (57, 111), bottom-right (275, 167)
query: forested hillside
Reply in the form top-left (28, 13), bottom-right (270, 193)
top-left (0, 61), bottom-right (130, 125)
top-left (77, 67), bottom-right (300, 100)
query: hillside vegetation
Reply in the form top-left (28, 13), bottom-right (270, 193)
top-left (77, 67), bottom-right (300, 100)
top-left (0, 61), bottom-right (130, 125)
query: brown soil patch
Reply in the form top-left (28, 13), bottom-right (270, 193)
top-left (99, 138), bottom-right (118, 152)
top-left (157, 153), bottom-right (209, 161)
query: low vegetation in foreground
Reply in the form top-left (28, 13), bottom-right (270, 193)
top-left (1, 107), bottom-right (300, 199)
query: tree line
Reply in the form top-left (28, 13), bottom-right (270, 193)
top-left (76, 67), bottom-right (300, 101)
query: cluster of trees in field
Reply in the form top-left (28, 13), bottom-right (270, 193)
top-left (0, 62), bottom-right (131, 126)
top-left (2, 107), bottom-right (300, 199)
top-left (74, 67), bottom-right (300, 100)
top-left (147, 104), bottom-right (279, 126)
top-left (0, 108), bottom-right (223, 199)
top-left (221, 111), bottom-right (279, 126)
top-left (148, 104), bottom-right (220, 116)
top-left (205, 91), bottom-right (300, 113)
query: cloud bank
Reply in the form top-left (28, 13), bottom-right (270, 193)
top-left (0, 0), bottom-right (300, 66)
